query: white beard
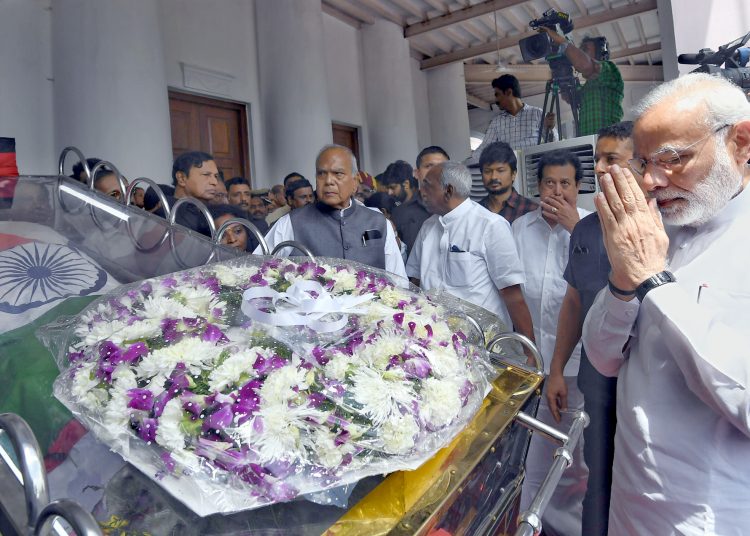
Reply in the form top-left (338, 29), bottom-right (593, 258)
top-left (653, 141), bottom-right (743, 227)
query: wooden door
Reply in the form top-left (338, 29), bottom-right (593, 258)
top-left (168, 91), bottom-right (250, 183)
top-left (332, 123), bottom-right (361, 171)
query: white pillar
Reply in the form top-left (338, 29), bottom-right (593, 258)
top-left (427, 63), bottom-right (471, 162)
top-left (656, 0), bottom-right (678, 81)
top-left (361, 19), bottom-right (419, 175)
top-left (256, 0), bottom-right (332, 182)
top-left (0, 1), bottom-right (54, 174)
top-left (52, 0), bottom-right (173, 181)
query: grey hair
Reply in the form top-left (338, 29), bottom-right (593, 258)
top-left (316, 144), bottom-right (358, 175)
top-left (632, 73), bottom-right (750, 131)
top-left (439, 161), bottom-right (472, 198)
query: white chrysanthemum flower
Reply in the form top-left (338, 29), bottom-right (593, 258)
top-left (71, 362), bottom-right (107, 408)
top-left (420, 377), bottom-right (462, 427)
top-left (259, 365), bottom-right (308, 406)
top-left (78, 319), bottom-right (127, 346)
top-left (211, 264), bottom-right (259, 287)
top-left (208, 348), bottom-right (260, 392)
top-left (140, 296), bottom-right (194, 321)
top-left (430, 320), bottom-right (453, 343)
top-left (363, 302), bottom-right (398, 324)
top-left (177, 285), bottom-right (224, 317)
top-left (313, 428), bottom-right (354, 469)
top-left (149, 279), bottom-right (173, 299)
top-left (156, 398), bottom-right (186, 451)
top-left (115, 318), bottom-right (162, 343)
top-left (332, 271), bottom-right (357, 292)
top-left (425, 345), bottom-right (462, 378)
top-left (358, 335), bottom-right (405, 370)
top-left (324, 353), bottom-right (352, 381)
top-left (137, 337), bottom-right (222, 379)
top-left (378, 287), bottom-right (411, 308)
top-left (236, 404), bottom-right (324, 463)
top-left (351, 367), bottom-right (415, 425)
top-left (380, 413), bottom-right (420, 454)
top-left (102, 367), bottom-right (137, 433)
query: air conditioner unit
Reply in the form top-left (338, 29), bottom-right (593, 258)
top-left (520, 135), bottom-right (599, 212)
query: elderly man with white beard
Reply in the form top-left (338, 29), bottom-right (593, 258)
top-left (581, 73), bottom-right (750, 535)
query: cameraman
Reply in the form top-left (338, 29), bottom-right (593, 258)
top-left (540, 29), bottom-right (624, 135)
top-left (472, 74), bottom-right (558, 158)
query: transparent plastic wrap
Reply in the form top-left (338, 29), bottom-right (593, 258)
top-left (41, 256), bottom-right (499, 517)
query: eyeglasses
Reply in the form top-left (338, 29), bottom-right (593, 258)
top-left (628, 124), bottom-right (729, 176)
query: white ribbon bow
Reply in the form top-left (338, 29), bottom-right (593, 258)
top-left (241, 280), bottom-right (374, 333)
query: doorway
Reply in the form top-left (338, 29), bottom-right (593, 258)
top-left (168, 91), bottom-right (251, 183)
top-left (332, 123), bottom-right (361, 171)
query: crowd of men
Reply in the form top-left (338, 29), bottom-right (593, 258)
top-left (68, 27), bottom-right (750, 531)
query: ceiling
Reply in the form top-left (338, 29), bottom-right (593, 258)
top-left (321, 0), bottom-right (664, 108)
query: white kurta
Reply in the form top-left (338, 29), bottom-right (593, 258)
top-left (512, 207), bottom-right (590, 375)
top-left (512, 207), bottom-right (590, 536)
top-left (406, 198), bottom-right (525, 328)
top-left (255, 207), bottom-right (408, 280)
top-left (582, 185), bottom-right (750, 535)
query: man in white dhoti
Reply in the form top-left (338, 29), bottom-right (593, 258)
top-left (581, 73), bottom-right (750, 535)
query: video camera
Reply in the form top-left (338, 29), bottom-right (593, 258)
top-left (519, 10), bottom-right (573, 63)
top-left (678, 32), bottom-right (750, 89)
top-left (519, 10), bottom-right (577, 94)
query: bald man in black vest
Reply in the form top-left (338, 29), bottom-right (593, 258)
top-left (258, 144), bottom-right (407, 279)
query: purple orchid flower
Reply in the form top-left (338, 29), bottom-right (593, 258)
top-left (307, 392), bottom-right (327, 408)
top-left (334, 430), bottom-right (350, 447)
top-left (311, 346), bottom-right (328, 366)
top-left (68, 351), bottom-right (85, 364)
top-left (202, 404), bottom-right (234, 431)
top-left (122, 341), bottom-right (149, 364)
top-left (127, 388), bottom-right (155, 411)
top-left (160, 318), bottom-right (182, 343)
top-left (403, 356), bottom-right (432, 379)
top-left (393, 312), bottom-right (404, 326)
top-left (202, 323), bottom-right (227, 343)
top-left (135, 417), bottom-right (158, 443)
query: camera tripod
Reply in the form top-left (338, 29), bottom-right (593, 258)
top-left (537, 77), bottom-right (581, 143)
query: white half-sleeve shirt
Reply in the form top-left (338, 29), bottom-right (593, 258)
top-left (406, 198), bottom-right (525, 328)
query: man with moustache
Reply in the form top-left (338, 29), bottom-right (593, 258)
top-left (155, 151), bottom-right (220, 236)
top-left (513, 149), bottom-right (590, 536)
top-left (226, 177), bottom-right (252, 211)
top-left (406, 161), bottom-right (534, 338)
top-left (259, 144), bottom-right (407, 279)
top-left (545, 121), bottom-right (634, 535)
top-left (582, 74), bottom-right (750, 534)
top-left (478, 141), bottom-right (538, 224)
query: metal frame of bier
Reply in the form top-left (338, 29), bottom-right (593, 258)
top-left (0, 413), bottom-right (102, 536)
top-left (57, 146), bottom-right (273, 258)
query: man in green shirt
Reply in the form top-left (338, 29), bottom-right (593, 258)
top-left (541, 29), bottom-right (624, 135)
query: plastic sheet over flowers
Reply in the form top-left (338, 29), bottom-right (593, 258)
top-left (45, 257), bottom-right (497, 516)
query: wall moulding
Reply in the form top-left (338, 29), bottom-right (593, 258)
top-left (180, 62), bottom-right (235, 96)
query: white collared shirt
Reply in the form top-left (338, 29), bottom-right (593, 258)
top-left (256, 202), bottom-right (408, 280)
top-left (472, 103), bottom-right (559, 157)
top-left (512, 207), bottom-right (590, 375)
top-left (582, 185), bottom-right (750, 535)
top-left (406, 198), bottom-right (525, 328)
